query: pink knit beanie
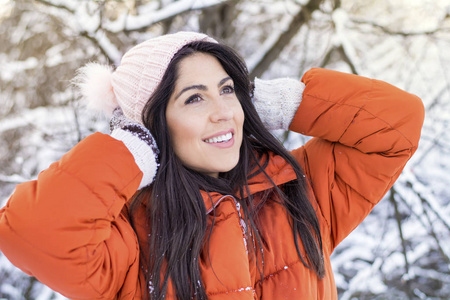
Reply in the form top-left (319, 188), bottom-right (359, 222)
top-left (74, 32), bottom-right (217, 125)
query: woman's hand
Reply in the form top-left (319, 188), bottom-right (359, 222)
top-left (110, 107), bottom-right (159, 189)
top-left (252, 77), bottom-right (305, 130)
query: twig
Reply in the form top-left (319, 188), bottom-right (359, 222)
top-left (395, 184), bottom-right (450, 265)
top-left (350, 18), bottom-right (450, 36)
top-left (79, 30), bottom-right (114, 62)
top-left (389, 188), bottom-right (413, 299)
top-left (412, 119), bottom-right (448, 168)
top-left (405, 179), bottom-right (450, 232)
top-left (420, 197), bottom-right (450, 264)
top-left (34, 0), bottom-right (76, 13)
top-left (319, 45), bottom-right (358, 74)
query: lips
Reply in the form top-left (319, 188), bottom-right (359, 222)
top-left (203, 129), bottom-right (234, 144)
top-left (204, 132), bottom-right (232, 144)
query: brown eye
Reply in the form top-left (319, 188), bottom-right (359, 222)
top-left (221, 85), bottom-right (235, 95)
top-left (185, 94), bottom-right (202, 105)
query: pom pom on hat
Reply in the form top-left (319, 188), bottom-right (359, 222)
top-left (74, 32), bottom-right (217, 124)
top-left (73, 62), bottom-right (118, 116)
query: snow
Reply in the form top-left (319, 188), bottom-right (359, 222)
top-left (331, 8), bottom-right (361, 73)
top-left (340, 257), bottom-right (387, 300)
top-left (94, 30), bottom-right (122, 65)
top-left (104, 0), bottom-right (228, 33)
top-left (246, 12), bottom-right (296, 74)
top-left (0, 0), bottom-right (12, 19)
top-left (1, 57), bottom-right (39, 81)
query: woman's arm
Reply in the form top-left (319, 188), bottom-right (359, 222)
top-left (254, 68), bottom-right (424, 251)
top-left (293, 68), bottom-right (424, 250)
top-left (0, 133), bottom-right (144, 299)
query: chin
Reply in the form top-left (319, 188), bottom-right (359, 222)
top-left (191, 155), bottom-right (241, 177)
top-left (218, 159), bottom-right (240, 174)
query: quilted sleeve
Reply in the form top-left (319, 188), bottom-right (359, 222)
top-left (0, 133), bottom-right (142, 299)
top-left (289, 68), bottom-right (424, 250)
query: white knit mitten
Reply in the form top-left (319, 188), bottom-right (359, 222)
top-left (110, 107), bottom-right (159, 189)
top-left (253, 77), bottom-right (305, 130)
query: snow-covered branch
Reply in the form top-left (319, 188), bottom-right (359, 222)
top-left (104, 0), bottom-right (230, 33)
top-left (249, 0), bottom-right (324, 78)
top-left (350, 18), bottom-right (450, 37)
top-left (0, 174), bottom-right (30, 184)
top-left (35, 0), bottom-right (77, 14)
top-left (329, 8), bottom-right (360, 74)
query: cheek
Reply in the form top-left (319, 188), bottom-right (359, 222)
top-left (166, 112), bottom-right (200, 163)
top-left (167, 116), bottom-right (187, 150)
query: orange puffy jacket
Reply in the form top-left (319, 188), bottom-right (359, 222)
top-left (0, 68), bottom-right (424, 299)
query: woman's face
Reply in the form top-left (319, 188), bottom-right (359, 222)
top-left (166, 52), bottom-right (244, 178)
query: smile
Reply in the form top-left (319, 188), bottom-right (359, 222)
top-left (204, 132), bottom-right (233, 144)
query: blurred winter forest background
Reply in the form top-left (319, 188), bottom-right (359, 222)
top-left (0, 0), bottom-right (449, 299)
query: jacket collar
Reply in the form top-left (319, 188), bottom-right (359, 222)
top-left (201, 151), bottom-right (297, 214)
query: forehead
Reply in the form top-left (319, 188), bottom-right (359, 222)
top-left (176, 53), bottom-right (228, 83)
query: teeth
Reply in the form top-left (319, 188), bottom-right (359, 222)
top-left (204, 132), bottom-right (232, 143)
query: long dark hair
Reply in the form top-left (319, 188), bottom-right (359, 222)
top-left (129, 40), bottom-right (324, 300)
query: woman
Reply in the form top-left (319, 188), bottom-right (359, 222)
top-left (0, 31), bottom-right (424, 299)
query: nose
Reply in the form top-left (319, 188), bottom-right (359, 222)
top-left (209, 97), bottom-right (234, 123)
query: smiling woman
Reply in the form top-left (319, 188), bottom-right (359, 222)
top-left (0, 31), bottom-right (424, 300)
top-left (135, 39), bottom-right (328, 298)
top-left (166, 53), bottom-right (244, 178)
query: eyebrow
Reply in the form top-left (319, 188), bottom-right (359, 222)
top-left (174, 76), bottom-right (232, 101)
